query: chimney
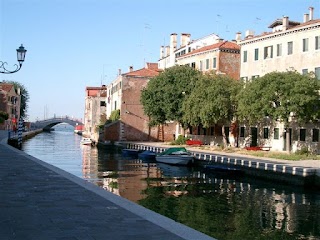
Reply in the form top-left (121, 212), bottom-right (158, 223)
top-left (245, 30), bottom-right (254, 38)
top-left (235, 32), bottom-right (242, 42)
top-left (282, 16), bottom-right (289, 31)
top-left (303, 13), bottom-right (309, 23)
top-left (180, 33), bottom-right (190, 47)
top-left (165, 45), bottom-right (170, 57)
top-left (160, 46), bottom-right (164, 59)
top-left (118, 69), bottom-right (121, 75)
top-left (309, 7), bottom-right (314, 20)
top-left (129, 66), bottom-right (133, 72)
top-left (170, 33), bottom-right (177, 54)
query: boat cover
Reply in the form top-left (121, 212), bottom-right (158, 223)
top-left (158, 147), bottom-right (188, 155)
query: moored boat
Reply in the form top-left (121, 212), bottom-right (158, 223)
top-left (138, 150), bottom-right (156, 161)
top-left (156, 147), bottom-right (194, 166)
top-left (122, 148), bottom-right (141, 158)
top-left (80, 138), bottom-right (92, 145)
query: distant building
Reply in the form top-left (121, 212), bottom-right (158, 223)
top-left (104, 63), bottom-right (176, 142)
top-left (0, 82), bottom-right (21, 130)
top-left (159, 33), bottom-right (240, 79)
top-left (83, 85), bottom-right (107, 141)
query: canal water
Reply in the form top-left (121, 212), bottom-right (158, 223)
top-left (22, 125), bottom-right (320, 240)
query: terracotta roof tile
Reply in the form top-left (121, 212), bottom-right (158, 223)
top-left (124, 63), bottom-right (160, 77)
top-left (0, 83), bottom-right (14, 92)
top-left (177, 41), bottom-right (240, 58)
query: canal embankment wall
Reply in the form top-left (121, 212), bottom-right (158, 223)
top-left (122, 142), bottom-right (320, 189)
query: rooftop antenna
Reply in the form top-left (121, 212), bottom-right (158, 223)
top-left (216, 14), bottom-right (221, 35)
top-left (141, 23), bottom-right (151, 66)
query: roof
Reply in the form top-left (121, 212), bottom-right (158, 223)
top-left (124, 62), bottom-right (160, 77)
top-left (242, 19), bottom-right (320, 42)
top-left (0, 83), bottom-right (14, 93)
top-left (268, 19), bottom-right (300, 28)
top-left (85, 86), bottom-right (107, 97)
top-left (177, 41), bottom-right (240, 58)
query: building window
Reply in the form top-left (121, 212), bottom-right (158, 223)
top-left (243, 51), bottom-right (247, 62)
top-left (191, 62), bottom-right (196, 68)
top-left (274, 128), bottom-right (279, 139)
top-left (263, 128), bottom-right (269, 139)
top-left (315, 67), bottom-right (320, 80)
top-left (302, 69), bottom-right (308, 75)
top-left (241, 76), bottom-right (248, 82)
top-left (312, 129), bottom-right (319, 142)
top-left (300, 129), bottom-right (306, 141)
top-left (206, 59), bottom-right (209, 70)
top-left (213, 57), bottom-right (217, 68)
top-left (288, 41), bottom-right (293, 55)
top-left (303, 38), bottom-right (309, 52)
top-left (199, 61), bottom-right (203, 70)
top-left (114, 101), bottom-right (117, 110)
top-left (276, 43), bottom-right (282, 56)
top-left (100, 101), bottom-right (106, 107)
top-left (264, 46), bottom-right (273, 59)
top-left (240, 127), bottom-right (245, 137)
top-left (254, 48), bottom-right (259, 60)
top-left (316, 36), bottom-right (320, 50)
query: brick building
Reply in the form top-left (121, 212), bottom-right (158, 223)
top-left (0, 82), bottom-right (21, 130)
top-left (104, 63), bottom-right (176, 142)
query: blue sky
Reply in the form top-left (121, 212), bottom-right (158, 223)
top-left (0, 0), bottom-right (319, 122)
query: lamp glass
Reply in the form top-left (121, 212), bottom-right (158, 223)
top-left (16, 44), bottom-right (27, 64)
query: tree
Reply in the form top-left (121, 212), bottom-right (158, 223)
top-left (237, 71), bottom-right (320, 151)
top-left (182, 73), bottom-right (243, 147)
top-left (5, 81), bottom-right (30, 120)
top-left (141, 65), bottom-right (201, 127)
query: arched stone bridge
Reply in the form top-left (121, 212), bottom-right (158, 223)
top-left (31, 117), bottom-right (83, 131)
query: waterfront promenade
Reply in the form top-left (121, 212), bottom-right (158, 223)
top-left (0, 130), bottom-right (214, 240)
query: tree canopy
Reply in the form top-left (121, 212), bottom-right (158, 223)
top-left (237, 71), bottom-right (320, 126)
top-left (141, 65), bottom-right (201, 126)
top-left (182, 73), bottom-right (243, 128)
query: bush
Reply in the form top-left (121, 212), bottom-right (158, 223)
top-left (109, 109), bottom-right (120, 121)
top-left (173, 135), bottom-right (189, 145)
top-left (295, 147), bottom-right (310, 156)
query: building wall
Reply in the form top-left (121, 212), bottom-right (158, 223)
top-left (120, 76), bottom-right (149, 141)
top-left (104, 121), bottom-right (120, 141)
top-left (106, 75), bottom-right (122, 118)
top-left (158, 33), bottom-right (221, 70)
top-left (240, 18), bottom-right (320, 79)
top-left (83, 87), bottom-right (107, 140)
top-left (0, 84), bottom-right (21, 130)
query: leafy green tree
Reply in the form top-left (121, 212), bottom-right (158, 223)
top-left (0, 111), bottom-right (9, 124)
top-left (141, 65), bottom-right (201, 127)
top-left (5, 81), bottom-right (29, 120)
top-left (237, 71), bottom-right (320, 151)
top-left (182, 73), bottom-right (243, 146)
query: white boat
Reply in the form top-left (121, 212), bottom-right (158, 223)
top-left (80, 138), bottom-right (92, 145)
top-left (156, 147), bottom-right (194, 166)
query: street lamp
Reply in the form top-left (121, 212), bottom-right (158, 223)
top-left (0, 44), bottom-right (27, 74)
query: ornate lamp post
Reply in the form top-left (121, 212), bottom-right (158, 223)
top-left (0, 44), bottom-right (27, 74)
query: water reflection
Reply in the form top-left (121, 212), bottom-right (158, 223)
top-left (22, 130), bottom-right (320, 240)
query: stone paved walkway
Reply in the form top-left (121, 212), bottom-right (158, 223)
top-left (0, 130), bottom-right (214, 240)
